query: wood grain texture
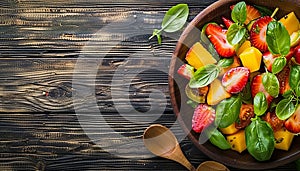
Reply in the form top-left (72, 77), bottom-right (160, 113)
top-left (0, 0), bottom-right (298, 170)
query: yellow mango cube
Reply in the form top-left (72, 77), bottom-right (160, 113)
top-left (274, 127), bottom-right (294, 151)
top-left (207, 79), bottom-right (231, 106)
top-left (239, 47), bottom-right (262, 72)
top-left (220, 123), bottom-right (239, 135)
top-left (279, 12), bottom-right (300, 35)
top-left (237, 40), bottom-right (251, 56)
top-left (227, 130), bottom-right (247, 153)
top-left (185, 42), bottom-right (217, 69)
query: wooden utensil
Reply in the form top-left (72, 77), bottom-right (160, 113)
top-left (143, 124), bottom-right (229, 171)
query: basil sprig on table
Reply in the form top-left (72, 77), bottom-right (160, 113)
top-left (227, 1), bottom-right (247, 46)
top-left (150, 4), bottom-right (189, 44)
top-left (266, 21), bottom-right (290, 74)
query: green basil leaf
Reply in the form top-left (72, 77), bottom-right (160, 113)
top-left (295, 82), bottom-right (300, 97)
top-left (254, 5), bottom-right (273, 17)
top-left (266, 21), bottom-right (290, 56)
top-left (282, 89), bottom-right (293, 99)
top-left (239, 81), bottom-right (253, 104)
top-left (231, 1), bottom-right (247, 24)
top-left (262, 72), bottom-right (279, 97)
top-left (276, 98), bottom-right (296, 120)
top-left (207, 128), bottom-right (231, 150)
top-left (245, 117), bottom-right (275, 161)
top-left (272, 57), bottom-right (287, 74)
top-left (162, 4), bottom-right (189, 33)
top-left (189, 64), bottom-right (220, 88)
top-left (227, 23), bottom-right (247, 45)
top-left (289, 65), bottom-right (300, 92)
top-left (215, 96), bottom-right (242, 128)
top-left (254, 92), bottom-right (268, 116)
top-left (217, 58), bottom-right (234, 68)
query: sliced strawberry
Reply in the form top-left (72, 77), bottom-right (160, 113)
top-left (205, 24), bottom-right (235, 57)
top-left (263, 112), bottom-right (284, 131)
top-left (221, 67), bottom-right (250, 94)
top-left (177, 64), bottom-right (194, 80)
top-left (250, 16), bottom-right (273, 52)
top-left (251, 74), bottom-right (274, 105)
top-left (230, 4), bottom-right (261, 25)
top-left (222, 16), bottom-right (234, 28)
top-left (192, 104), bottom-right (215, 133)
top-left (277, 66), bottom-right (291, 95)
top-left (284, 105), bottom-right (300, 134)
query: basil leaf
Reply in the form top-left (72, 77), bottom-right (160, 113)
top-left (245, 117), bottom-right (275, 161)
top-left (254, 5), bottom-right (273, 17)
top-left (240, 82), bottom-right (253, 104)
top-left (151, 29), bottom-right (162, 44)
top-left (262, 72), bottom-right (279, 97)
top-left (272, 57), bottom-right (287, 74)
top-left (207, 128), bottom-right (231, 150)
top-left (215, 96), bottom-right (242, 128)
top-left (266, 21), bottom-right (290, 56)
top-left (295, 82), bottom-right (300, 97)
top-left (227, 23), bottom-right (247, 45)
top-left (217, 58), bottom-right (234, 68)
top-left (162, 4), bottom-right (189, 33)
top-left (254, 92), bottom-right (268, 116)
top-left (282, 89), bottom-right (293, 99)
top-left (189, 64), bottom-right (220, 88)
top-left (231, 1), bottom-right (247, 24)
top-left (276, 98), bottom-right (296, 120)
top-left (289, 65), bottom-right (300, 92)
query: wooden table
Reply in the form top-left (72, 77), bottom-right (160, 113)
top-left (0, 0), bottom-right (298, 170)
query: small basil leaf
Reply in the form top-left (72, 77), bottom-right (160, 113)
top-left (217, 58), bottom-right (234, 68)
top-left (262, 72), bottom-right (279, 97)
top-left (208, 128), bottom-right (231, 150)
top-left (227, 23), bottom-right (247, 45)
top-left (231, 1), bottom-right (247, 24)
top-left (162, 4), bottom-right (189, 33)
top-left (215, 96), bottom-right (242, 128)
top-left (245, 117), bottom-right (275, 161)
top-left (254, 92), bottom-right (268, 116)
top-left (189, 64), bottom-right (220, 88)
top-left (266, 21), bottom-right (290, 56)
top-left (289, 65), bottom-right (300, 92)
top-left (272, 57), bottom-right (287, 74)
top-left (240, 81), bottom-right (253, 104)
top-left (276, 98), bottom-right (296, 120)
top-left (254, 5), bottom-right (273, 17)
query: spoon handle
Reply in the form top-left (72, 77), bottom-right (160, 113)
top-left (166, 144), bottom-right (196, 171)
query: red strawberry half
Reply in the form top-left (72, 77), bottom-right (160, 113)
top-left (222, 67), bottom-right (250, 94)
top-left (205, 24), bottom-right (235, 57)
top-left (222, 16), bottom-right (234, 28)
top-left (251, 74), bottom-right (274, 105)
top-left (284, 105), bottom-right (300, 134)
top-left (277, 65), bottom-right (291, 95)
top-left (250, 16), bottom-right (273, 52)
top-left (177, 64), bottom-right (194, 80)
top-left (192, 104), bottom-right (215, 133)
top-left (230, 4), bottom-right (261, 25)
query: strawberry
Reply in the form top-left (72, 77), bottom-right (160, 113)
top-left (205, 24), bottom-right (235, 57)
top-left (177, 64), bottom-right (194, 80)
top-left (277, 66), bottom-right (291, 95)
top-left (192, 104), bottom-right (215, 133)
top-left (250, 16), bottom-right (273, 52)
top-left (284, 105), bottom-right (300, 134)
top-left (222, 67), bottom-right (250, 94)
top-left (251, 74), bottom-right (274, 105)
top-left (222, 16), bottom-right (234, 28)
top-left (230, 4), bottom-right (261, 25)
top-left (294, 44), bottom-right (300, 64)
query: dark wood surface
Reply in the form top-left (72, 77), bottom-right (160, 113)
top-left (0, 0), bottom-right (298, 170)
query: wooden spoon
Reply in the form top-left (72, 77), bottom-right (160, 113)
top-left (143, 124), bottom-right (230, 171)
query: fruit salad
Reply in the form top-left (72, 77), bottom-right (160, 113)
top-left (177, 1), bottom-right (300, 161)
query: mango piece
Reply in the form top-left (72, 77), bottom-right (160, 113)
top-left (239, 47), bottom-right (262, 73)
top-left (226, 130), bottom-right (247, 153)
top-left (185, 42), bottom-right (217, 69)
top-left (237, 40), bottom-right (251, 56)
top-left (279, 12), bottom-right (300, 35)
top-left (220, 123), bottom-right (239, 135)
top-left (207, 79), bottom-right (231, 106)
top-left (290, 30), bottom-right (300, 47)
top-left (274, 127), bottom-right (294, 151)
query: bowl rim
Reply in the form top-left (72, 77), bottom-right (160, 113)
top-left (169, 0), bottom-right (300, 170)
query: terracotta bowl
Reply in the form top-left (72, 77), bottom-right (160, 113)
top-left (169, 0), bottom-right (300, 170)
